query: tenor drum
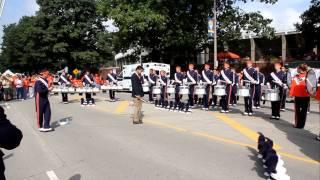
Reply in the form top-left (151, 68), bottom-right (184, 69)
top-left (166, 85), bottom-right (175, 94)
top-left (237, 87), bottom-right (250, 97)
top-left (85, 87), bottom-right (93, 93)
top-left (214, 85), bottom-right (226, 96)
top-left (93, 87), bottom-right (100, 93)
top-left (68, 87), bottom-right (75, 94)
top-left (116, 85), bottom-right (123, 90)
top-left (179, 86), bottom-right (189, 95)
top-left (195, 85), bottom-right (206, 95)
top-left (52, 88), bottom-right (61, 93)
top-left (264, 89), bottom-right (280, 102)
top-left (152, 86), bottom-right (161, 95)
top-left (143, 84), bottom-right (149, 92)
top-left (61, 87), bottom-right (69, 93)
top-left (101, 85), bottom-right (108, 90)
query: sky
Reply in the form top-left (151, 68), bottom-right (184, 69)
top-left (0, 0), bottom-right (311, 45)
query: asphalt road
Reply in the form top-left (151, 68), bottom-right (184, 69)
top-left (2, 93), bottom-right (320, 180)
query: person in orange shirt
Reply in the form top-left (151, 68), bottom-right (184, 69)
top-left (94, 74), bottom-right (102, 88)
top-left (289, 64), bottom-right (310, 129)
top-left (22, 75), bottom-right (30, 100)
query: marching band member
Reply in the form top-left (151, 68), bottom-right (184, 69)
top-left (253, 67), bottom-right (265, 109)
top-left (195, 70), bottom-right (202, 106)
top-left (280, 66), bottom-right (288, 111)
top-left (201, 64), bottom-right (214, 111)
top-left (187, 64), bottom-right (197, 110)
top-left (174, 66), bottom-right (184, 111)
top-left (230, 69), bottom-right (238, 106)
top-left (267, 62), bottom-right (287, 120)
top-left (34, 69), bottom-right (53, 132)
top-left (147, 69), bottom-right (157, 103)
top-left (242, 60), bottom-right (258, 116)
top-left (159, 70), bottom-right (168, 109)
top-left (211, 69), bottom-right (220, 108)
top-left (59, 71), bottom-right (71, 104)
top-left (82, 71), bottom-right (95, 106)
top-left (219, 62), bottom-right (234, 113)
top-left (289, 64), bottom-right (310, 129)
top-left (107, 69), bottom-right (118, 102)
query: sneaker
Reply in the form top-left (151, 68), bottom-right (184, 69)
top-left (63, 102), bottom-right (69, 104)
top-left (280, 109), bottom-right (286, 112)
top-left (225, 110), bottom-right (229, 113)
top-left (248, 113), bottom-right (253, 116)
top-left (307, 111), bottom-right (310, 114)
top-left (243, 112), bottom-right (248, 115)
top-left (316, 136), bottom-right (320, 141)
top-left (253, 106), bottom-right (257, 109)
top-left (256, 106), bottom-right (261, 109)
top-left (220, 110), bottom-right (226, 113)
top-left (205, 108), bottom-right (209, 111)
top-left (38, 128), bottom-right (44, 131)
top-left (41, 128), bottom-right (53, 132)
top-left (275, 116), bottom-right (280, 120)
top-left (270, 116), bottom-right (276, 119)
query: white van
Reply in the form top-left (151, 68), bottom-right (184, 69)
top-left (118, 63), bottom-right (170, 91)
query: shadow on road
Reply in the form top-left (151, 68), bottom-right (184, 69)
top-left (51, 117), bottom-right (73, 129)
top-left (246, 147), bottom-right (265, 179)
top-left (69, 173), bottom-right (81, 180)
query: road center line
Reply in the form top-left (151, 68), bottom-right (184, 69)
top-left (213, 112), bottom-right (282, 150)
top-left (115, 101), bottom-right (130, 113)
top-left (46, 170), bottom-right (60, 180)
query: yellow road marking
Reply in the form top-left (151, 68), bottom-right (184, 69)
top-left (213, 112), bottom-right (281, 150)
top-left (278, 152), bottom-right (320, 165)
top-left (144, 119), bottom-right (188, 132)
top-left (115, 101), bottom-right (129, 113)
top-left (192, 131), bottom-right (256, 149)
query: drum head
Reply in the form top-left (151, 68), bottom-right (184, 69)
top-left (306, 69), bottom-right (318, 96)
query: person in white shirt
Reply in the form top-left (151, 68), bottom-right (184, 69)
top-left (15, 75), bottom-right (24, 100)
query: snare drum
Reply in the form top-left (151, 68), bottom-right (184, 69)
top-left (152, 86), bottom-right (161, 95)
top-left (264, 89), bottom-right (280, 102)
top-left (166, 85), bottom-right (175, 94)
top-left (214, 85), bottom-right (226, 96)
top-left (179, 86), bottom-right (189, 95)
top-left (195, 85), bottom-right (206, 95)
top-left (237, 87), bottom-right (250, 97)
top-left (143, 84), bottom-right (150, 92)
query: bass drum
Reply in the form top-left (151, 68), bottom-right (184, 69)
top-left (264, 89), bottom-right (280, 102)
top-left (195, 85), bottom-right (206, 95)
top-left (306, 69), bottom-right (318, 97)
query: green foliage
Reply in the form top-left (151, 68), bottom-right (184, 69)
top-left (0, 0), bottom-right (113, 72)
top-left (296, 0), bottom-right (320, 50)
top-left (97, 0), bottom-right (276, 63)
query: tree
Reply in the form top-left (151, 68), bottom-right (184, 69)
top-left (1, 0), bottom-right (113, 72)
top-left (296, 0), bottom-right (320, 51)
top-left (97, 0), bottom-right (276, 64)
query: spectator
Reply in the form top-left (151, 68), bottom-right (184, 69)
top-left (0, 106), bottom-right (23, 180)
top-left (23, 76), bottom-right (30, 100)
top-left (1, 75), bottom-right (13, 101)
top-left (14, 75), bottom-right (24, 100)
top-left (131, 66), bottom-right (144, 124)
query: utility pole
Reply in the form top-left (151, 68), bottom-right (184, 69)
top-left (213, 0), bottom-right (218, 69)
top-left (0, 0), bottom-right (6, 18)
